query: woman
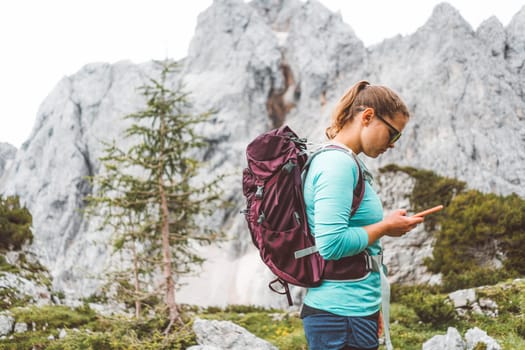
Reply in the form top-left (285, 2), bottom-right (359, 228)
top-left (301, 81), bottom-right (424, 350)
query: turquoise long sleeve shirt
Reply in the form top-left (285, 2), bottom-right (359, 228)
top-left (302, 146), bottom-right (384, 316)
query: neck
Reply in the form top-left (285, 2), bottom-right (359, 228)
top-left (332, 132), bottom-right (361, 154)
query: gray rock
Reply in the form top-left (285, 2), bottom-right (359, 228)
top-left (422, 326), bottom-right (502, 350)
top-left (465, 327), bottom-right (501, 350)
top-left (478, 298), bottom-right (498, 317)
top-left (59, 328), bottom-right (67, 339)
top-left (377, 170), bottom-right (438, 285)
top-left (0, 272), bottom-right (53, 307)
top-left (477, 16), bottom-right (506, 58)
top-left (505, 5), bottom-right (525, 74)
top-left (0, 314), bottom-right (14, 336)
top-left (422, 327), bottom-right (465, 350)
top-left (192, 318), bottom-right (277, 350)
top-left (449, 289), bottom-right (476, 308)
top-left (0, 142), bottom-right (16, 179)
top-left (14, 323), bottom-right (28, 333)
top-left (471, 302), bottom-right (483, 315)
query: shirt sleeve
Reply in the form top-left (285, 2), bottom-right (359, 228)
top-left (308, 150), bottom-right (370, 260)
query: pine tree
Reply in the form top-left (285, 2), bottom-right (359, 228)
top-left (86, 60), bottom-right (223, 330)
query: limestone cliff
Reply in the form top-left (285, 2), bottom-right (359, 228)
top-left (1, 0), bottom-right (524, 308)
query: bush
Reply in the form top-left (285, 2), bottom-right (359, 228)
top-left (46, 327), bottom-right (196, 350)
top-left (439, 267), bottom-right (514, 292)
top-left (11, 305), bottom-right (97, 330)
top-left (425, 190), bottom-right (525, 288)
top-left (0, 195), bottom-right (33, 250)
top-left (391, 283), bottom-right (441, 303)
top-left (400, 290), bottom-right (456, 326)
top-left (381, 166), bottom-right (525, 292)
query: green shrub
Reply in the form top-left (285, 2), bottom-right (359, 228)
top-left (46, 327), bottom-right (196, 350)
top-left (439, 267), bottom-right (514, 292)
top-left (0, 195), bottom-right (33, 250)
top-left (391, 283), bottom-right (441, 303)
top-left (400, 290), bottom-right (456, 326)
top-left (11, 305), bottom-right (97, 330)
top-left (381, 166), bottom-right (525, 292)
top-left (46, 332), bottom-right (114, 350)
top-left (425, 190), bottom-right (525, 289)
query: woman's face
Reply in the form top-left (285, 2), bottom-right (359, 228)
top-left (361, 112), bottom-right (408, 158)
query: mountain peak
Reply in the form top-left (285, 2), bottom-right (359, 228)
top-left (507, 4), bottom-right (525, 32)
top-left (505, 4), bottom-right (525, 73)
top-left (424, 2), bottom-right (472, 33)
top-left (477, 16), bottom-right (505, 57)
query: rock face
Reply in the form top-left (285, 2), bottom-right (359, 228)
top-left (0, 251), bottom-right (55, 308)
top-left (376, 170), bottom-right (440, 285)
top-left (0, 61), bottom-right (160, 297)
top-left (0, 0), bottom-right (524, 307)
top-left (0, 142), bottom-right (16, 180)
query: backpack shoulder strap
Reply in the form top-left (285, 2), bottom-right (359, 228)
top-left (302, 144), bottom-right (365, 218)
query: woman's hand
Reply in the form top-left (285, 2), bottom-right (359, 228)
top-left (365, 209), bottom-right (424, 245)
top-left (382, 209), bottom-right (423, 237)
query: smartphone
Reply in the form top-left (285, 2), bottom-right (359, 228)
top-left (412, 205), bottom-right (444, 217)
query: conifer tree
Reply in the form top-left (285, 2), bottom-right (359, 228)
top-left (87, 60), bottom-right (223, 330)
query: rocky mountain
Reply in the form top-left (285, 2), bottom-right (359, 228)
top-left (0, 0), bottom-right (524, 308)
top-left (0, 142), bottom-right (16, 179)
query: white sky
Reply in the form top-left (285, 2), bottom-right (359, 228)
top-left (1, 0), bottom-right (524, 148)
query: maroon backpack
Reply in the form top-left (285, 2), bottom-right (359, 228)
top-left (242, 125), bottom-right (369, 305)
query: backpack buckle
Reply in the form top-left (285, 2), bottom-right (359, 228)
top-left (282, 160), bottom-right (296, 173)
top-left (255, 185), bottom-right (264, 198)
top-left (366, 254), bottom-right (383, 272)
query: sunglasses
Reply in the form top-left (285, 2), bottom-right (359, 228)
top-left (375, 114), bottom-right (401, 144)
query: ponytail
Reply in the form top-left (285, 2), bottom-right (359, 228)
top-left (325, 81), bottom-right (409, 139)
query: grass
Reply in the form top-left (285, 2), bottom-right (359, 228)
top-left (2, 242), bottom-right (524, 350)
top-left (1, 280), bottom-right (524, 349)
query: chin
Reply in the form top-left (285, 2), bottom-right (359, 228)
top-left (364, 151), bottom-right (381, 158)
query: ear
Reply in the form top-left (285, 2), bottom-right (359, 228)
top-left (361, 107), bottom-right (375, 126)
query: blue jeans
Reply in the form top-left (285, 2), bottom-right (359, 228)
top-left (302, 311), bottom-right (379, 350)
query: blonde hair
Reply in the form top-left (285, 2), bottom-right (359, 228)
top-left (325, 81), bottom-right (410, 139)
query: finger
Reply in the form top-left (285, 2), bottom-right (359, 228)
top-left (410, 216), bottom-right (424, 224)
